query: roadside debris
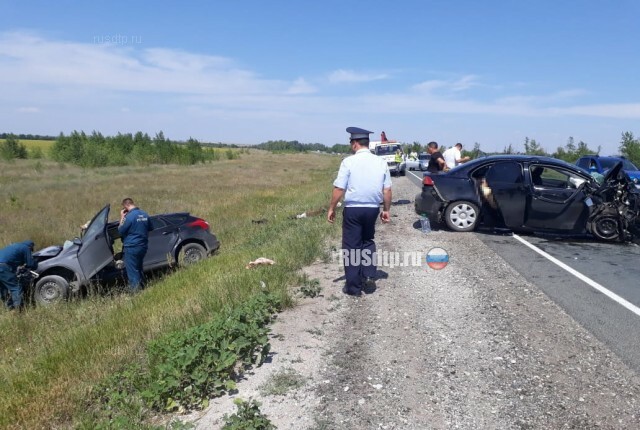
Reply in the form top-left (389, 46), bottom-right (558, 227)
top-left (289, 207), bottom-right (327, 220)
top-left (246, 257), bottom-right (275, 269)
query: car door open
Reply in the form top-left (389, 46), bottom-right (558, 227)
top-left (77, 204), bottom-right (115, 281)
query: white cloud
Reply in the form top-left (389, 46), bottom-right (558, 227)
top-left (412, 75), bottom-right (479, 93)
top-left (1, 30), bottom-right (640, 149)
top-left (497, 89), bottom-right (589, 106)
top-left (0, 31), bottom-right (286, 96)
top-left (550, 103), bottom-right (640, 118)
top-left (286, 78), bottom-right (316, 95)
top-left (327, 69), bottom-right (388, 83)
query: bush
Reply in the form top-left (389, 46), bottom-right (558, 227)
top-left (1, 134), bottom-right (28, 160)
top-left (144, 292), bottom-right (281, 411)
top-left (222, 399), bottom-right (276, 430)
top-left (49, 131), bottom-right (237, 167)
top-left (84, 291), bottom-right (283, 429)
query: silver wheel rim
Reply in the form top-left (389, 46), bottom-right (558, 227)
top-left (450, 204), bottom-right (477, 229)
top-left (184, 248), bottom-right (204, 264)
top-left (40, 282), bottom-right (62, 302)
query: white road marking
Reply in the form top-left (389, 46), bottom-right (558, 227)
top-left (407, 170), bottom-right (424, 181)
top-left (513, 234), bottom-right (640, 317)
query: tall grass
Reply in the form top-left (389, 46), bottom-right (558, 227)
top-left (0, 150), bottom-right (342, 429)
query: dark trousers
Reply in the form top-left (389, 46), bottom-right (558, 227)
top-left (342, 207), bottom-right (379, 290)
top-left (123, 246), bottom-right (147, 292)
top-left (0, 266), bottom-right (22, 309)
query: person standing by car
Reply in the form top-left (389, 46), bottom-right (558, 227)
top-left (395, 149), bottom-right (403, 164)
top-left (426, 141), bottom-right (446, 173)
top-left (0, 240), bottom-right (37, 311)
top-left (328, 127), bottom-right (392, 296)
top-left (443, 143), bottom-right (470, 170)
top-left (118, 198), bottom-right (152, 292)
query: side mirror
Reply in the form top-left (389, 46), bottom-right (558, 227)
top-left (73, 238), bottom-right (82, 246)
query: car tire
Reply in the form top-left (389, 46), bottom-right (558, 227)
top-left (34, 275), bottom-right (69, 306)
top-left (400, 169), bottom-right (406, 176)
top-left (590, 214), bottom-right (620, 241)
top-left (177, 243), bottom-right (207, 266)
top-left (444, 201), bottom-right (479, 232)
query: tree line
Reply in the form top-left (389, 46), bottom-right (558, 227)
top-left (255, 140), bottom-right (351, 154)
top-left (500, 133), bottom-right (640, 166)
top-left (1, 131), bottom-right (245, 166)
top-left (4, 131), bottom-right (640, 167)
top-left (400, 133), bottom-right (640, 167)
top-left (0, 133), bottom-right (56, 140)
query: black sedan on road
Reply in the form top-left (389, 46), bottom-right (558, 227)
top-left (28, 205), bottom-right (220, 305)
top-left (415, 155), bottom-right (640, 241)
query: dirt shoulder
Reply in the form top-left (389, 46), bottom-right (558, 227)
top-left (188, 175), bottom-right (640, 429)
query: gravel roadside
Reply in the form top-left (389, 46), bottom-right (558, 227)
top-left (189, 175), bottom-right (640, 429)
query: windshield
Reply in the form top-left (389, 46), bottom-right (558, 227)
top-left (600, 158), bottom-right (638, 171)
top-left (418, 154), bottom-right (430, 160)
top-left (375, 145), bottom-right (402, 155)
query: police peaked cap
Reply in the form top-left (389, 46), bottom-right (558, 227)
top-left (346, 127), bottom-right (373, 140)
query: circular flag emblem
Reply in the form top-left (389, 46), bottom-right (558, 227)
top-left (426, 247), bottom-right (449, 270)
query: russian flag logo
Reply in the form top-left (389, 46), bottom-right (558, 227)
top-left (426, 247), bottom-right (449, 270)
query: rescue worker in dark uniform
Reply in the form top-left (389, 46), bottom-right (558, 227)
top-left (118, 198), bottom-right (152, 292)
top-left (0, 240), bottom-right (37, 311)
top-left (328, 127), bottom-right (392, 295)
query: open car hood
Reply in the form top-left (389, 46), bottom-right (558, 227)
top-left (603, 161), bottom-right (624, 183)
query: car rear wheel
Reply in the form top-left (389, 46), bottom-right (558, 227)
top-left (178, 243), bottom-right (207, 266)
top-left (445, 201), bottom-right (479, 232)
top-left (34, 275), bottom-right (69, 306)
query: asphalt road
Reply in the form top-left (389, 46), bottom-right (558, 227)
top-left (406, 169), bottom-right (640, 372)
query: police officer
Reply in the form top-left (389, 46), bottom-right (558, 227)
top-left (118, 198), bottom-right (152, 292)
top-left (328, 127), bottom-right (392, 295)
top-left (0, 240), bottom-right (37, 311)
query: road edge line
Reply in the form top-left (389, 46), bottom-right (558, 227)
top-left (513, 234), bottom-right (640, 318)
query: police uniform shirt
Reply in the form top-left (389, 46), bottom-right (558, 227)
top-left (333, 148), bottom-right (392, 208)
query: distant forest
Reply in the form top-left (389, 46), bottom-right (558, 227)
top-left (0, 131), bottom-right (246, 166)
top-left (4, 131), bottom-right (640, 166)
top-left (255, 140), bottom-right (351, 154)
top-left (0, 133), bottom-right (57, 140)
top-left (255, 133), bottom-right (640, 167)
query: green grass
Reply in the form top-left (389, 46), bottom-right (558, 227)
top-left (0, 150), bottom-right (342, 429)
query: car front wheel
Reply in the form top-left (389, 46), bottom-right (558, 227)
top-left (590, 214), bottom-right (620, 241)
top-left (34, 275), bottom-right (69, 306)
top-left (178, 243), bottom-right (207, 266)
top-left (444, 201), bottom-right (479, 232)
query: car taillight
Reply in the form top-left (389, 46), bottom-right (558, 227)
top-left (187, 219), bottom-right (210, 230)
top-left (422, 175), bottom-right (434, 186)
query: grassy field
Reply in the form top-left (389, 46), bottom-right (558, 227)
top-left (0, 150), bottom-right (341, 429)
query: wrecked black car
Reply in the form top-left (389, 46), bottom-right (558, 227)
top-left (415, 155), bottom-right (640, 241)
top-left (26, 205), bottom-right (220, 305)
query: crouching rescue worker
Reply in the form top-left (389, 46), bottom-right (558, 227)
top-left (328, 127), bottom-right (392, 296)
top-left (0, 240), bottom-right (37, 311)
top-left (118, 198), bottom-right (152, 292)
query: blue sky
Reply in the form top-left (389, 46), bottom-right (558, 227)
top-left (1, 0), bottom-right (640, 153)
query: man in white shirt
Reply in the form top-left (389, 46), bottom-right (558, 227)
top-left (443, 143), bottom-right (470, 170)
